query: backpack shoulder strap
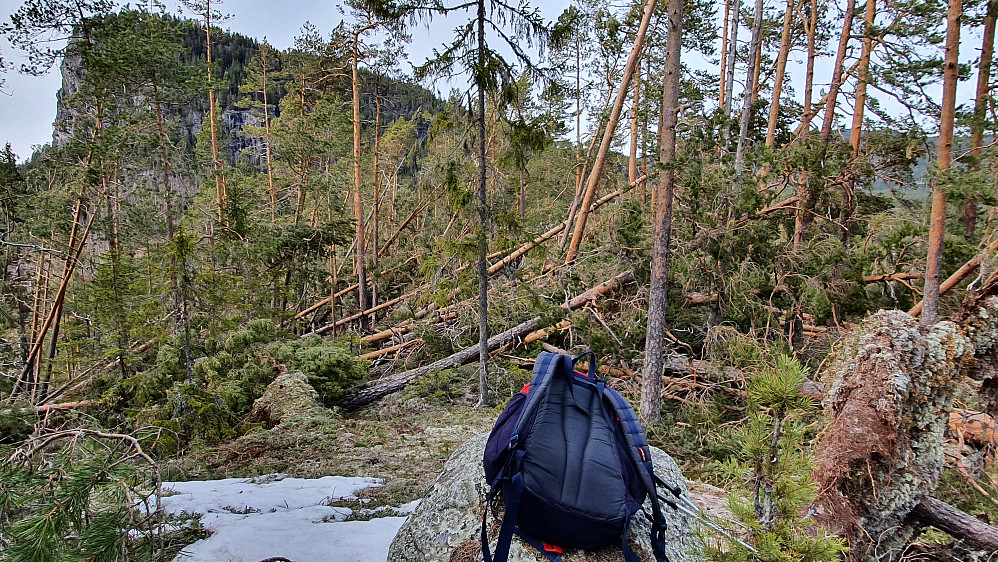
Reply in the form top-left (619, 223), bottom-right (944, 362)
top-left (510, 352), bottom-right (573, 441)
top-left (603, 387), bottom-right (671, 562)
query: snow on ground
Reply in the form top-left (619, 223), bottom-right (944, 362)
top-left (160, 473), bottom-right (416, 562)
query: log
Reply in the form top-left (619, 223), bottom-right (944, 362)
top-left (336, 317), bottom-right (541, 410)
top-left (358, 338), bottom-right (422, 361)
top-left (336, 270), bottom-right (636, 409)
top-left (910, 496), bottom-right (998, 552)
top-left (910, 237), bottom-right (998, 317)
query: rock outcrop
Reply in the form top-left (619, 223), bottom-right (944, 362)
top-left (388, 433), bottom-right (700, 562)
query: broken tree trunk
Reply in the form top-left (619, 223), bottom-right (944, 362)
top-left (337, 271), bottom-right (635, 409)
top-left (812, 296), bottom-right (998, 559)
top-left (910, 497), bottom-right (998, 552)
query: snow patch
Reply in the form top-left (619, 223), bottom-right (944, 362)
top-left (160, 474), bottom-right (410, 562)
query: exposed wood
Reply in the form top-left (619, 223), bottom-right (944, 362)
top-left (909, 237), bottom-right (998, 317)
top-left (337, 271), bottom-right (635, 409)
top-left (524, 319), bottom-right (573, 345)
top-left (910, 496), bottom-right (998, 552)
top-left (565, 0), bottom-right (657, 264)
top-left (358, 338), bottom-right (423, 361)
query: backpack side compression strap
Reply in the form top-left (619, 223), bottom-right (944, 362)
top-left (603, 388), bottom-right (671, 562)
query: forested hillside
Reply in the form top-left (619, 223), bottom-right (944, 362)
top-left (1, 0), bottom-right (997, 560)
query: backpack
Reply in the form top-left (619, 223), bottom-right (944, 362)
top-left (481, 351), bottom-right (671, 562)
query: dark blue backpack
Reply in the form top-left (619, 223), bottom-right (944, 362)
top-left (481, 351), bottom-right (670, 562)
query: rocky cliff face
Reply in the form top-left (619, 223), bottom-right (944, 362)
top-left (52, 41), bottom-right (268, 166)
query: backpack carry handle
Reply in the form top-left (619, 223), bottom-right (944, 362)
top-left (572, 351), bottom-right (597, 378)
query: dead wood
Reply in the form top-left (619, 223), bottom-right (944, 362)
top-left (812, 297), bottom-right (998, 559)
top-left (357, 338), bottom-right (422, 361)
top-left (336, 271), bottom-right (635, 410)
top-left (909, 496), bottom-right (998, 553)
top-left (335, 317), bottom-right (541, 410)
top-left (909, 236), bottom-right (998, 317)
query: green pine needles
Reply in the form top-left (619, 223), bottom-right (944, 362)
top-left (704, 355), bottom-right (845, 561)
top-left (0, 429), bottom-right (199, 562)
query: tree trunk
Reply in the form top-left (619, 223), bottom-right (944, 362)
top-left (910, 497), bottom-right (998, 552)
top-left (840, 0), bottom-right (876, 245)
top-left (373, 76), bottom-right (383, 268)
top-left (351, 32), bottom-right (370, 324)
top-left (963, 0), bottom-right (997, 236)
top-left (723, 0), bottom-right (740, 121)
top-left (765, 0), bottom-right (796, 147)
top-left (338, 271), bottom-right (635, 410)
top-left (629, 59), bottom-right (641, 185)
top-left (719, 0), bottom-right (731, 111)
top-left (565, 0), bottom-right (658, 264)
top-left (733, 0), bottom-right (765, 175)
top-left (204, 6), bottom-right (226, 225)
top-left (641, 0), bottom-right (683, 424)
top-left (820, 0), bottom-right (857, 141)
top-left (476, 0), bottom-right (490, 408)
top-left (799, 0), bottom-right (819, 134)
top-left (261, 46), bottom-right (277, 223)
top-left (922, 0), bottom-right (961, 327)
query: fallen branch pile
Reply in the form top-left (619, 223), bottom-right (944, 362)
top-left (335, 271), bottom-right (635, 409)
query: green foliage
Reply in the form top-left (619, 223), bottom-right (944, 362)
top-left (0, 430), bottom-right (196, 562)
top-left (0, 404), bottom-right (37, 445)
top-left (704, 354), bottom-right (844, 561)
top-left (291, 343), bottom-right (369, 404)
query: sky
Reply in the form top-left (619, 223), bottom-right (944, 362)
top-left (0, 0), bottom-right (986, 162)
top-left (0, 0), bottom-right (571, 160)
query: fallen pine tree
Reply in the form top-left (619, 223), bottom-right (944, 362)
top-left (335, 270), bottom-right (635, 409)
top-left (812, 293), bottom-right (998, 558)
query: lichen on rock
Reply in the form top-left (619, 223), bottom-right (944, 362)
top-left (388, 433), bottom-right (701, 562)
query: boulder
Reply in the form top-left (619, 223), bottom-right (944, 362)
top-left (388, 433), bottom-right (701, 562)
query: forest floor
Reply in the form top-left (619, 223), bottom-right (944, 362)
top-left (164, 391), bottom-right (498, 513)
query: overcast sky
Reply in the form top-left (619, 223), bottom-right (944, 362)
top-left (0, 0), bottom-right (573, 160)
top-left (0, 0), bottom-right (984, 162)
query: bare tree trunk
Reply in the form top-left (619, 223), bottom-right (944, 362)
top-left (475, 0), bottom-right (490, 408)
top-left (820, 0), bottom-right (857, 141)
top-left (261, 46), bottom-right (277, 223)
top-left (351, 32), bottom-right (370, 324)
top-left (723, 0), bottom-right (740, 121)
top-left (641, 0), bottom-right (683, 424)
top-left (733, 0), bottom-right (765, 175)
top-left (922, 0), bottom-right (962, 326)
top-left (565, 0), bottom-right (657, 264)
top-left (765, 0), bottom-right (796, 147)
top-left (204, 6), bottom-right (226, 225)
top-left (963, 0), bottom-right (997, 236)
top-left (719, 0), bottom-right (731, 111)
top-left (799, 0), bottom-right (819, 134)
top-left (629, 59), bottom-right (641, 185)
top-left (840, 0), bottom-right (876, 246)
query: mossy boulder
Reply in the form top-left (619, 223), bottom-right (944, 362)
top-left (388, 433), bottom-right (701, 562)
top-left (245, 370), bottom-right (326, 427)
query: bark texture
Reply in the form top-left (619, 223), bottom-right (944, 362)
top-left (813, 296), bottom-right (998, 559)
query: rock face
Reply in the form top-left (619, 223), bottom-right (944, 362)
top-left (388, 433), bottom-right (700, 562)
